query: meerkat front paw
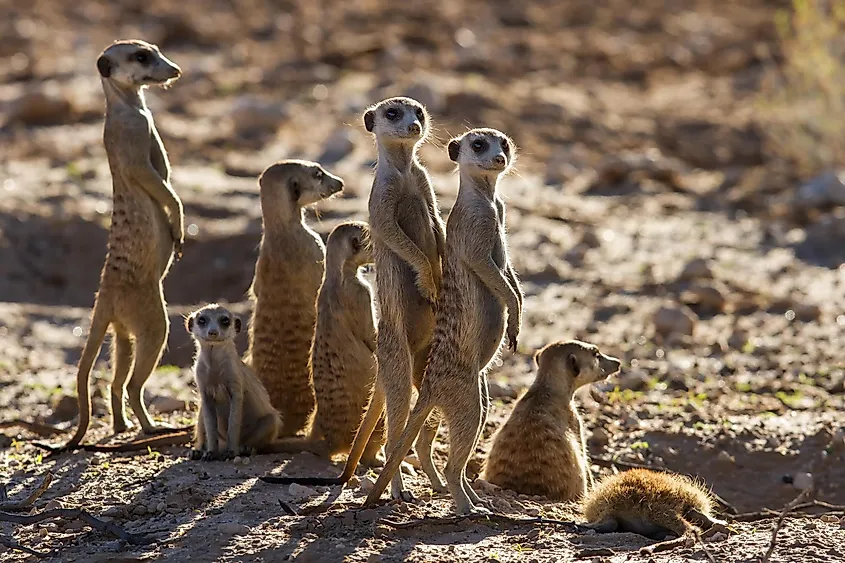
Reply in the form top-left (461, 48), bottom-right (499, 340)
top-left (189, 449), bottom-right (204, 460)
top-left (200, 450), bottom-right (220, 461)
top-left (415, 271), bottom-right (438, 305)
top-left (506, 323), bottom-right (519, 352)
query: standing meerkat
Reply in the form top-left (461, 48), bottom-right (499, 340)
top-left (483, 340), bottom-right (621, 501)
top-left (260, 221), bottom-right (385, 465)
top-left (363, 128), bottom-right (523, 516)
top-left (583, 468), bottom-right (731, 555)
top-left (260, 97), bottom-right (448, 498)
top-left (186, 304), bottom-right (282, 460)
top-left (246, 160), bottom-right (344, 437)
top-left (53, 40), bottom-right (185, 452)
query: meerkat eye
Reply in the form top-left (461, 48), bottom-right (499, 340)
top-left (220, 316), bottom-right (230, 327)
top-left (471, 139), bottom-right (486, 153)
top-left (313, 169), bottom-right (323, 180)
top-left (415, 107), bottom-right (425, 122)
top-left (134, 51), bottom-right (150, 64)
top-left (197, 316), bottom-right (207, 326)
top-left (385, 108), bottom-right (399, 121)
top-left (501, 138), bottom-right (510, 153)
top-left (290, 179), bottom-right (301, 199)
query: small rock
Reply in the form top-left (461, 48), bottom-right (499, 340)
top-left (367, 554), bottom-right (384, 563)
top-left (793, 303), bottom-right (821, 322)
top-left (50, 394), bottom-right (78, 423)
top-left (318, 129), bottom-right (356, 165)
top-left (342, 513), bottom-right (356, 527)
top-left (579, 228), bottom-right (601, 249)
top-left (149, 395), bottom-right (187, 414)
top-left (488, 380), bottom-right (518, 399)
top-left (359, 476), bottom-right (376, 492)
top-left (492, 497), bottom-right (512, 512)
top-left (653, 305), bottom-right (697, 337)
top-left (804, 520), bottom-right (817, 530)
top-left (525, 507), bottom-right (540, 517)
top-left (357, 508), bottom-right (379, 523)
top-left (727, 329), bottom-right (748, 350)
top-left (64, 519), bottom-right (86, 531)
top-left (716, 451), bottom-right (734, 464)
top-left (821, 514), bottom-right (839, 523)
top-left (616, 370), bottom-right (649, 391)
top-left (288, 483), bottom-right (317, 499)
top-left (233, 456), bottom-right (243, 465)
top-left (166, 507), bottom-right (180, 515)
top-left (590, 427), bottom-right (610, 447)
top-left (678, 258), bottom-right (712, 281)
top-left (220, 522), bottom-right (250, 536)
top-left (400, 461), bottom-right (417, 476)
top-left (38, 527), bottom-right (48, 537)
top-left (132, 504), bottom-right (147, 516)
top-left (795, 171), bottom-right (845, 209)
top-left (240, 456), bottom-right (251, 466)
top-left (156, 502), bottom-right (167, 513)
top-left (681, 284), bottom-right (726, 313)
top-left (403, 453), bottom-right (421, 469)
top-left (102, 540), bottom-right (126, 552)
top-left (793, 472), bottom-right (814, 491)
top-left (704, 531), bottom-right (727, 543)
top-left (45, 499), bottom-right (63, 511)
top-left (347, 475), bottom-right (360, 488)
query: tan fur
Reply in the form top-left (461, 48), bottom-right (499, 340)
top-left (259, 98), bottom-right (448, 495)
top-left (483, 340), bottom-right (621, 501)
top-left (364, 128), bottom-right (524, 515)
top-left (60, 40), bottom-right (185, 451)
top-left (583, 468), bottom-right (727, 554)
top-left (187, 304), bottom-right (282, 460)
top-left (246, 160), bottom-right (343, 437)
top-left (265, 222), bottom-right (385, 465)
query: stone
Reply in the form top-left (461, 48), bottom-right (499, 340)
top-left (149, 395), bottom-right (187, 414)
top-left (220, 522), bottom-right (250, 535)
top-left (653, 305), bottom-right (697, 337)
top-left (678, 258), bottom-right (712, 281)
top-left (50, 394), bottom-right (78, 423)
top-left (680, 284), bottom-right (726, 313)
top-left (318, 129), bottom-right (356, 165)
top-left (359, 476), bottom-right (376, 492)
top-left (590, 427), bottom-right (610, 447)
top-left (795, 171), bottom-right (845, 209)
top-left (288, 483), bottom-right (317, 499)
top-left (45, 499), bottom-right (63, 511)
top-left (793, 472), bottom-right (814, 491)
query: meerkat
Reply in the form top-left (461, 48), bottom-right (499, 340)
top-left (44, 40), bottom-right (185, 452)
top-left (362, 128), bottom-right (523, 516)
top-left (246, 160), bottom-right (344, 438)
top-left (187, 304), bottom-right (282, 460)
top-left (261, 221), bottom-right (385, 465)
top-left (482, 340), bottom-right (621, 501)
top-left (583, 468), bottom-right (731, 554)
top-left (260, 97), bottom-right (448, 497)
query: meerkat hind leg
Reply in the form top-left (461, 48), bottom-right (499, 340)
top-left (125, 298), bottom-right (170, 434)
top-left (585, 519), bottom-right (620, 534)
top-left (415, 413), bottom-right (448, 493)
top-left (441, 388), bottom-right (489, 516)
top-left (109, 328), bottom-right (135, 434)
top-left (464, 376), bottom-right (492, 508)
top-left (379, 330), bottom-right (415, 501)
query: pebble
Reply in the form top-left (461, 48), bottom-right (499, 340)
top-left (45, 499), bottom-right (63, 511)
top-left (233, 456), bottom-right (243, 465)
top-left (400, 462), bottom-right (417, 476)
top-left (793, 472), bottom-right (814, 491)
top-left (820, 514), bottom-right (839, 523)
top-left (220, 522), bottom-right (250, 536)
top-left (525, 507), bottom-right (540, 517)
top-left (492, 498), bottom-right (512, 512)
top-left (156, 502), bottom-right (167, 513)
top-left (149, 395), bottom-right (187, 414)
top-left (705, 531), bottom-right (727, 543)
top-left (347, 475), bottom-right (360, 488)
top-left (716, 450), bottom-right (735, 464)
top-left (50, 394), bottom-right (79, 422)
top-left (357, 509), bottom-right (379, 523)
top-left (840, 516), bottom-right (845, 529)
top-left (288, 483), bottom-right (317, 499)
top-left (678, 258), bottom-right (712, 281)
top-left (653, 305), bottom-right (697, 337)
top-left (590, 427), bottom-right (610, 447)
top-left (795, 170), bottom-right (845, 208)
top-left (359, 476), bottom-right (376, 492)
top-left (132, 504), bottom-right (147, 516)
top-left (39, 527), bottom-right (48, 537)
top-left (318, 129), bottom-right (356, 165)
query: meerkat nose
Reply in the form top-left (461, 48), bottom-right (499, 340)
top-left (207, 329), bottom-right (219, 338)
top-left (408, 122), bottom-right (421, 135)
top-left (494, 155), bottom-right (506, 167)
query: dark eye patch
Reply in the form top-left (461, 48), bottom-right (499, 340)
top-left (220, 316), bottom-right (230, 327)
top-left (471, 139), bottom-right (488, 153)
top-left (313, 168), bottom-right (323, 179)
top-left (384, 107), bottom-right (402, 121)
top-left (501, 138), bottom-right (510, 156)
top-left (197, 316), bottom-right (207, 326)
top-left (133, 50), bottom-right (151, 65)
top-left (415, 107), bottom-right (425, 122)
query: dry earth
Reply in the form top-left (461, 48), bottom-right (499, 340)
top-left (1, 1), bottom-right (844, 562)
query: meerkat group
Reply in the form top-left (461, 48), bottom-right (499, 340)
top-left (38, 38), bottom-right (732, 553)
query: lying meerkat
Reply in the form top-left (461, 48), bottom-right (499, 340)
top-left (246, 160), bottom-right (344, 437)
top-left (261, 221), bottom-right (385, 465)
top-left (583, 468), bottom-right (731, 555)
top-left (50, 40), bottom-right (185, 452)
top-left (261, 98), bottom-right (447, 497)
top-left (483, 340), bottom-right (621, 501)
top-left (363, 128), bottom-right (523, 516)
top-left (187, 304), bottom-right (282, 460)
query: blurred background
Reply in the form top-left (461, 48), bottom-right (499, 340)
top-left (1, 0), bottom-right (844, 533)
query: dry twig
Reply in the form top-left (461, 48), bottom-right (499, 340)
top-left (760, 488), bottom-right (813, 563)
top-left (733, 499), bottom-right (844, 522)
top-left (0, 536), bottom-right (53, 558)
top-left (0, 420), bottom-right (65, 437)
top-left (0, 472), bottom-right (52, 512)
top-left (0, 508), bottom-right (153, 545)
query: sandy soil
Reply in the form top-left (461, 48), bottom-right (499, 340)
top-left (1, 1), bottom-right (844, 561)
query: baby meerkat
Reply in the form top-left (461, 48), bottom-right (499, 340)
top-left (261, 98), bottom-right (448, 497)
top-left (363, 128), bottom-right (523, 516)
top-left (483, 340), bottom-right (621, 501)
top-left (246, 160), bottom-right (344, 437)
top-left (187, 304), bottom-right (282, 460)
top-left (262, 221), bottom-right (385, 465)
top-left (583, 468), bottom-right (731, 555)
top-left (55, 40), bottom-right (185, 452)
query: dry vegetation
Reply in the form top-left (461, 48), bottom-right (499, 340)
top-left (1, 0), bottom-right (844, 561)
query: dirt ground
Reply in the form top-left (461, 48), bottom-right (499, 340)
top-left (1, 0), bottom-right (845, 561)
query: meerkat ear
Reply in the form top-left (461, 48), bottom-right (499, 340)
top-left (185, 314), bottom-right (194, 333)
top-left (566, 354), bottom-right (580, 376)
top-left (234, 316), bottom-right (242, 334)
top-left (96, 55), bottom-right (112, 78)
top-left (364, 110), bottom-right (376, 132)
top-left (448, 139), bottom-right (461, 162)
top-left (350, 236), bottom-right (361, 253)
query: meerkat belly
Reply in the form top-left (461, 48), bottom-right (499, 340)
top-left (463, 267), bottom-right (506, 365)
top-left (105, 185), bottom-right (171, 281)
top-left (394, 194), bottom-right (439, 266)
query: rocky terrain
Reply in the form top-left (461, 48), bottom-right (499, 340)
top-left (1, 0), bottom-right (844, 561)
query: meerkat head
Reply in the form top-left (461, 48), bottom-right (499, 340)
top-left (185, 304), bottom-right (242, 346)
top-left (363, 97), bottom-right (430, 145)
top-left (96, 40), bottom-right (182, 90)
top-left (448, 128), bottom-right (516, 179)
top-left (327, 221), bottom-right (374, 269)
top-left (258, 159), bottom-right (344, 218)
top-left (535, 340), bottom-right (621, 391)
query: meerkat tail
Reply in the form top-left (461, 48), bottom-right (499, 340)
top-left (79, 429), bottom-right (193, 452)
top-left (259, 435), bottom-right (328, 456)
top-left (63, 301), bottom-right (113, 450)
top-left (364, 397), bottom-right (435, 506)
top-left (260, 387), bottom-right (386, 485)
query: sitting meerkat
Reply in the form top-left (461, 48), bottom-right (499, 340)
top-left (482, 340), bottom-right (621, 501)
top-left (187, 304), bottom-right (282, 460)
top-left (246, 160), bottom-right (344, 438)
top-left (55, 40), bottom-right (186, 452)
top-left (264, 221), bottom-right (386, 466)
top-left (583, 468), bottom-right (731, 555)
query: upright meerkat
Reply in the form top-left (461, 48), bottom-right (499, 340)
top-left (483, 340), bottom-right (621, 501)
top-left (363, 128), bottom-right (523, 516)
top-left (262, 221), bottom-right (385, 465)
top-left (583, 468), bottom-right (730, 554)
top-left (56, 40), bottom-right (185, 451)
top-left (186, 304), bottom-right (282, 460)
top-left (246, 160), bottom-right (343, 437)
top-left (260, 97), bottom-right (448, 497)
